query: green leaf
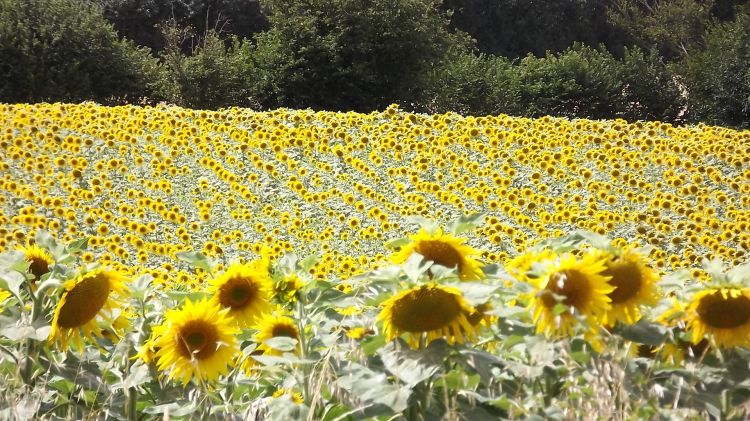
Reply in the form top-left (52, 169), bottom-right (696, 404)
top-left (445, 282), bottom-right (499, 306)
top-left (175, 251), bottom-right (216, 273)
top-left (143, 403), bottom-right (197, 416)
top-left (0, 251), bottom-right (29, 273)
top-left (385, 236), bottom-right (410, 251)
top-left (573, 230), bottom-right (612, 250)
top-left (66, 237), bottom-right (89, 254)
top-left (0, 270), bottom-right (25, 297)
top-left (404, 216), bottom-right (439, 233)
top-left (336, 362), bottom-right (411, 412)
top-left (618, 319), bottom-right (668, 346)
top-left (298, 253), bottom-right (321, 273)
top-left (121, 360), bottom-right (150, 390)
top-left (263, 336), bottom-right (298, 352)
top-left (266, 396), bottom-right (309, 421)
top-left (360, 334), bottom-right (386, 356)
top-left (448, 212), bottom-right (485, 235)
top-left (402, 253), bottom-right (431, 282)
top-left (378, 339), bottom-right (447, 387)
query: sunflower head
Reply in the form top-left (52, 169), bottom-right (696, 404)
top-left (209, 260), bottom-right (273, 327)
top-left (17, 242), bottom-right (54, 281)
top-left (530, 253), bottom-right (613, 337)
top-left (273, 273), bottom-right (306, 303)
top-left (48, 269), bottom-right (130, 351)
top-left (153, 298), bottom-right (240, 385)
top-left (595, 247), bottom-right (660, 326)
top-left (391, 228), bottom-right (484, 281)
top-left (377, 283), bottom-right (478, 348)
top-left (253, 310), bottom-right (301, 356)
top-left (686, 287), bottom-right (750, 348)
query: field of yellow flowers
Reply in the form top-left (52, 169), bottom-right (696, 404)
top-left (0, 102), bottom-right (749, 419)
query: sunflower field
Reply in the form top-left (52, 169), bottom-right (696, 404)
top-left (0, 102), bottom-right (749, 419)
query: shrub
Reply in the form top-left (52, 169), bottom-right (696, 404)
top-left (679, 11), bottom-right (750, 128)
top-left (0, 0), bottom-right (162, 104)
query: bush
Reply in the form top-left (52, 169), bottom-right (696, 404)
top-left (250, 0), bottom-right (469, 112)
top-left (679, 11), bottom-right (750, 128)
top-left (0, 0), bottom-right (162, 104)
top-left (158, 25), bottom-right (256, 109)
top-left (424, 50), bottom-right (521, 116)
top-left (618, 47), bottom-right (684, 122)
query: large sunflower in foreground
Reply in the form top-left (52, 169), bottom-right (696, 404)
top-left (594, 247), bottom-right (660, 326)
top-left (529, 253), bottom-right (613, 337)
top-left (391, 228), bottom-right (484, 280)
top-left (378, 283), bottom-right (478, 348)
top-left (17, 243), bottom-right (54, 282)
top-left (208, 260), bottom-right (273, 327)
top-left (48, 269), bottom-right (130, 350)
top-left (153, 298), bottom-right (240, 385)
top-left (685, 287), bottom-right (750, 348)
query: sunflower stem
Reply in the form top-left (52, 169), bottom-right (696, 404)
top-left (126, 386), bottom-right (137, 420)
top-left (296, 295), bottom-right (310, 403)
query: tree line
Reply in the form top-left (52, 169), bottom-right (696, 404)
top-left (1, 0), bottom-right (749, 127)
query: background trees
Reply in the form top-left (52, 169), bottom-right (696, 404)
top-left (0, 0), bottom-right (748, 128)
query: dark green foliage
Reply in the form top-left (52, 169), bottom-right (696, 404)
top-left (250, 0), bottom-right (468, 112)
top-left (95, 0), bottom-right (267, 53)
top-left (0, 0), bottom-right (162, 103)
top-left (442, 0), bottom-right (629, 59)
top-left (426, 44), bottom-right (683, 122)
top-left (679, 11), bottom-right (750, 128)
top-left (424, 50), bottom-right (522, 116)
top-left (158, 25), bottom-right (256, 109)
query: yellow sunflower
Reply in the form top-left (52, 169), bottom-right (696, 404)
top-left (152, 298), bottom-right (240, 385)
top-left (505, 248), bottom-right (557, 283)
top-left (594, 247), bottom-right (660, 326)
top-left (0, 289), bottom-right (12, 311)
top-left (391, 228), bottom-right (484, 281)
top-left (48, 269), bottom-right (130, 351)
top-left (272, 388), bottom-right (305, 404)
top-left (17, 242), bottom-right (54, 281)
top-left (685, 287), bottom-right (750, 348)
top-left (209, 260), bottom-right (273, 327)
top-left (529, 253), bottom-right (613, 337)
top-left (377, 283), bottom-right (478, 348)
top-left (273, 273), bottom-right (305, 302)
top-left (253, 310), bottom-right (301, 356)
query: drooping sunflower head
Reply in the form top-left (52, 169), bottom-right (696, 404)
top-left (17, 242), bottom-right (54, 281)
top-left (594, 247), bottom-right (660, 326)
top-left (153, 298), bottom-right (240, 385)
top-left (377, 283), bottom-right (478, 348)
top-left (253, 310), bottom-right (301, 356)
top-left (209, 260), bottom-right (273, 327)
top-left (686, 287), bottom-right (750, 348)
top-left (530, 253), bottom-right (613, 337)
top-left (49, 269), bottom-right (130, 351)
top-left (391, 228), bottom-right (484, 281)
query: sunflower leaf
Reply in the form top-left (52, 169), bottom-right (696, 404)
top-left (0, 269), bottom-right (25, 297)
top-left (402, 253), bottom-right (431, 282)
top-left (445, 282), bottom-right (499, 306)
top-left (385, 236), bottom-right (410, 251)
top-left (175, 251), bottom-right (216, 273)
top-left (298, 253), bottom-right (321, 273)
top-left (573, 230), bottom-right (612, 251)
top-left (378, 339), bottom-right (446, 387)
top-left (263, 336), bottom-right (298, 352)
top-left (618, 319), bottom-right (668, 346)
top-left (448, 213), bottom-right (485, 235)
top-left (336, 362), bottom-right (411, 412)
top-left (0, 250), bottom-right (29, 273)
top-left (404, 216), bottom-right (439, 234)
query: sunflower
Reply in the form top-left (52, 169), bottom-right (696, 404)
top-left (685, 287), bottom-right (750, 348)
top-left (505, 248), bottom-right (557, 283)
top-left (594, 247), bottom-right (660, 326)
top-left (48, 269), bottom-right (130, 351)
top-left (391, 228), bottom-right (484, 281)
top-left (273, 273), bottom-right (305, 302)
top-left (0, 289), bottom-right (12, 311)
top-left (253, 310), bottom-right (300, 356)
top-left (272, 388), bottom-right (304, 405)
top-left (529, 253), bottom-right (613, 337)
top-left (152, 298), bottom-right (239, 385)
top-left (17, 242), bottom-right (54, 281)
top-left (377, 283), bottom-right (478, 348)
top-left (209, 260), bottom-right (273, 327)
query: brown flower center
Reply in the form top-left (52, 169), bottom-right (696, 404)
top-left (56, 273), bottom-right (111, 328)
top-left (177, 320), bottom-right (219, 360)
top-left (604, 259), bottom-right (643, 304)
top-left (541, 269), bottom-right (591, 310)
top-left (29, 256), bottom-right (50, 279)
top-left (391, 286), bottom-right (462, 332)
top-left (697, 292), bottom-right (750, 329)
top-left (219, 277), bottom-right (258, 309)
top-left (415, 240), bottom-right (463, 272)
top-left (271, 323), bottom-right (299, 339)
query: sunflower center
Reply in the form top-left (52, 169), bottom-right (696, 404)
top-left (391, 286), bottom-right (462, 332)
top-left (219, 277), bottom-right (258, 308)
top-left (177, 320), bottom-right (219, 360)
top-left (697, 293), bottom-right (750, 329)
top-left (29, 257), bottom-right (50, 279)
top-left (415, 240), bottom-right (462, 271)
top-left (541, 269), bottom-right (591, 310)
top-left (271, 324), bottom-right (299, 338)
top-left (56, 273), bottom-right (111, 328)
top-left (603, 260), bottom-right (642, 304)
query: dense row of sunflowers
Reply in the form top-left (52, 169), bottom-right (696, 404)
top-left (0, 103), bottom-right (749, 418)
